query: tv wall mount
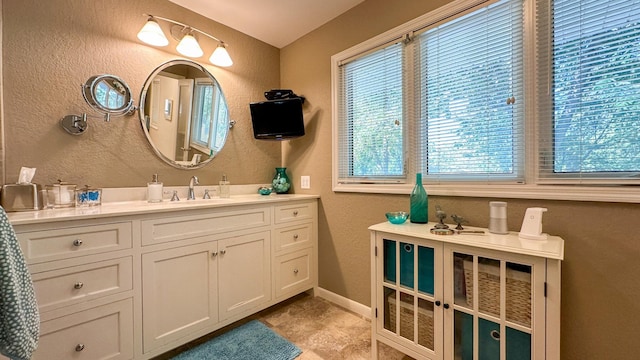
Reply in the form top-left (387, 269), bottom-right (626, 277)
top-left (264, 89), bottom-right (305, 104)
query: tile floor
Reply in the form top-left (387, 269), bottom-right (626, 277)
top-left (153, 292), bottom-right (414, 359)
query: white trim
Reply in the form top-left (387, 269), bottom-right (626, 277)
top-left (316, 287), bottom-right (371, 320)
top-left (334, 182), bottom-right (640, 204)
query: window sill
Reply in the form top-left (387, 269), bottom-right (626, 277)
top-left (333, 183), bottom-right (640, 203)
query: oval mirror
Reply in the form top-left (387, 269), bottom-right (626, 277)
top-left (82, 74), bottom-right (135, 117)
top-left (139, 59), bottom-right (230, 169)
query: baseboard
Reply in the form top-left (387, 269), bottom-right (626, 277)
top-left (315, 287), bottom-right (371, 320)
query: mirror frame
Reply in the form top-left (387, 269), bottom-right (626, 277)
top-left (139, 59), bottom-right (230, 170)
top-left (82, 74), bottom-right (135, 116)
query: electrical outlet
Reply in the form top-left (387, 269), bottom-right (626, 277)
top-left (301, 176), bottom-right (311, 189)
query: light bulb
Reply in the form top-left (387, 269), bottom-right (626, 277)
top-left (176, 33), bottom-right (204, 58)
top-left (137, 18), bottom-right (169, 47)
top-left (210, 44), bottom-right (233, 67)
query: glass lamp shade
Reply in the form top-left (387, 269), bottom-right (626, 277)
top-left (209, 45), bottom-right (233, 67)
top-left (176, 33), bottom-right (204, 58)
top-left (137, 18), bottom-right (169, 47)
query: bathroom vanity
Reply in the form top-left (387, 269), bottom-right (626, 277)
top-left (7, 194), bottom-right (318, 360)
top-left (369, 222), bottom-right (563, 360)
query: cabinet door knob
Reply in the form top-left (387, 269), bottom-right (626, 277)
top-left (73, 239), bottom-right (83, 246)
top-left (211, 251), bottom-right (218, 257)
top-left (443, 303), bottom-right (450, 309)
top-left (74, 282), bottom-right (84, 289)
top-left (435, 300), bottom-right (441, 306)
top-left (75, 344), bottom-right (85, 352)
top-left (220, 249), bottom-right (226, 255)
top-left (293, 269), bottom-right (299, 274)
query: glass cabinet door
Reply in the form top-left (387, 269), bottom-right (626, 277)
top-left (380, 237), bottom-right (442, 357)
top-left (447, 249), bottom-right (545, 360)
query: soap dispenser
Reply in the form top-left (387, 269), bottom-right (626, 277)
top-left (219, 174), bottom-right (230, 198)
top-left (147, 174), bottom-right (163, 203)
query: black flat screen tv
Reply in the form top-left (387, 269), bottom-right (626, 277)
top-left (250, 98), bottom-right (305, 140)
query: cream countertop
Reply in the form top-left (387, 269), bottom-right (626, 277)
top-left (7, 189), bottom-right (318, 226)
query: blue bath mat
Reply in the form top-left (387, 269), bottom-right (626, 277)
top-left (171, 320), bottom-right (301, 360)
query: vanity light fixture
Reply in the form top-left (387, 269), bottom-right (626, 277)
top-left (137, 14), bottom-right (233, 67)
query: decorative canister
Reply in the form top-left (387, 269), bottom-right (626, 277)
top-left (272, 167), bottom-right (291, 194)
top-left (76, 185), bottom-right (102, 207)
top-left (46, 180), bottom-right (76, 208)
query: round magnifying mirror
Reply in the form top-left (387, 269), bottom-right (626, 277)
top-left (139, 59), bottom-right (230, 169)
top-left (82, 74), bottom-right (135, 118)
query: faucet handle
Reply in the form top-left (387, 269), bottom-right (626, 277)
top-left (203, 189), bottom-right (211, 199)
top-left (171, 190), bottom-right (180, 202)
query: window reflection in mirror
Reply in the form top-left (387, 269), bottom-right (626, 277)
top-left (139, 59), bottom-right (230, 169)
top-left (95, 79), bottom-right (127, 109)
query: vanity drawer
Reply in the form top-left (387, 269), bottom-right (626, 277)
top-left (274, 222), bottom-right (313, 253)
top-left (275, 248), bottom-right (313, 298)
top-left (141, 207), bottom-right (270, 245)
top-left (17, 222), bottom-right (133, 264)
top-left (32, 257), bottom-right (133, 313)
top-left (274, 201), bottom-right (315, 224)
top-left (33, 298), bottom-right (133, 360)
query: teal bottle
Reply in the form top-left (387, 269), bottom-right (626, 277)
top-left (410, 173), bottom-right (428, 223)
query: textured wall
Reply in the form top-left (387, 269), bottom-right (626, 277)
top-left (280, 0), bottom-right (640, 359)
top-left (2, 0), bottom-right (281, 188)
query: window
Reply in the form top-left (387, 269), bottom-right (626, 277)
top-left (417, 0), bottom-right (524, 182)
top-left (336, 42), bottom-right (405, 183)
top-left (332, 0), bottom-right (640, 201)
top-left (537, 0), bottom-right (640, 184)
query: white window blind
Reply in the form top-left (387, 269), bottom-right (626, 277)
top-left (417, 0), bottom-right (525, 183)
top-left (337, 41), bottom-right (406, 183)
top-left (537, 0), bottom-right (640, 184)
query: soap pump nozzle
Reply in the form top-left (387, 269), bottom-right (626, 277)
top-left (518, 207), bottom-right (548, 240)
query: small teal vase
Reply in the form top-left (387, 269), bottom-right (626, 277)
top-left (272, 167), bottom-right (291, 194)
top-left (410, 173), bottom-right (428, 223)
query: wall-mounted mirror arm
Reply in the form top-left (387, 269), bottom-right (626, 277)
top-left (61, 74), bottom-right (136, 135)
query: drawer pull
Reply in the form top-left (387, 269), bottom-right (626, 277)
top-left (293, 268), bottom-right (299, 274)
top-left (293, 234), bottom-right (299, 240)
top-left (293, 210), bottom-right (299, 216)
top-left (220, 249), bottom-right (226, 255)
top-left (73, 282), bottom-right (84, 289)
top-left (212, 251), bottom-right (218, 257)
top-left (75, 344), bottom-right (85, 352)
top-left (72, 239), bottom-right (83, 247)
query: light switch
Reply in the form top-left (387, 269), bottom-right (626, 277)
top-left (301, 176), bottom-right (311, 189)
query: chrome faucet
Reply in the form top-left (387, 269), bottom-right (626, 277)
top-left (188, 176), bottom-right (199, 200)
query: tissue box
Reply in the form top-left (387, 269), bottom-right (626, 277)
top-left (1, 184), bottom-right (43, 212)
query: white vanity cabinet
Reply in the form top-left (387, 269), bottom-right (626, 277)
top-left (8, 194), bottom-right (318, 360)
top-left (14, 219), bottom-right (135, 360)
top-left (141, 242), bottom-right (218, 353)
top-left (273, 202), bottom-right (316, 300)
top-left (369, 222), bottom-right (563, 360)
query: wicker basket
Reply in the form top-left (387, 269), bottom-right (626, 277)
top-left (463, 260), bottom-right (531, 326)
top-left (387, 295), bottom-right (434, 349)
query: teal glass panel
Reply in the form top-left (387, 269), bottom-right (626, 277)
top-left (383, 239), bottom-right (396, 283)
top-left (455, 310), bottom-right (473, 360)
top-left (399, 243), bottom-right (415, 289)
top-left (506, 327), bottom-right (531, 360)
top-left (478, 318), bottom-right (501, 360)
top-left (418, 246), bottom-right (435, 295)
